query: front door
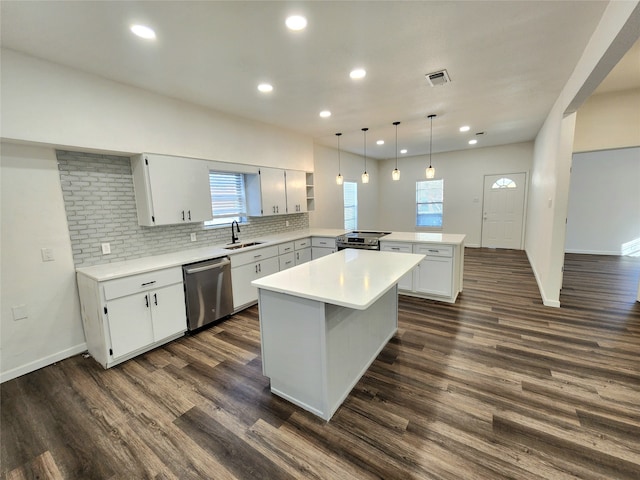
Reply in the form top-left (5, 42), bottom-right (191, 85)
top-left (481, 173), bottom-right (526, 249)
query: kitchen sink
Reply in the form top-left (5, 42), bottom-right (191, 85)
top-left (225, 241), bottom-right (264, 250)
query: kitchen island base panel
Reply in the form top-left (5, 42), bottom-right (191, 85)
top-left (259, 287), bottom-right (398, 421)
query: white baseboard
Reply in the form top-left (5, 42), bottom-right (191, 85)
top-left (0, 342), bottom-right (87, 383)
top-left (525, 249), bottom-right (561, 308)
top-left (564, 248), bottom-right (620, 256)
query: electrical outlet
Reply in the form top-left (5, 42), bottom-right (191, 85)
top-left (190, 232), bottom-right (197, 242)
top-left (101, 243), bottom-right (111, 255)
top-left (285, 220), bottom-right (290, 227)
top-left (41, 247), bottom-right (55, 262)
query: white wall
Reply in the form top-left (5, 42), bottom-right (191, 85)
top-left (566, 147), bottom-right (640, 255)
top-left (574, 89), bottom-right (640, 152)
top-left (377, 142), bottom-right (533, 247)
top-left (1, 143), bottom-right (86, 382)
top-left (1, 49), bottom-right (313, 171)
top-left (310, 143), bottom-right (380, 231)
top-left (525, 1), bottom-right (640, 307)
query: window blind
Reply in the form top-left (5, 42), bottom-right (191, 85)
top-left (206, 172), bottom-right (247, 226)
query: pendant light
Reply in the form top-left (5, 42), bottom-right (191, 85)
top-left (426, 114), bottom-right (436, 179)
top-left (361, 127), bottom-right (369, 184)
top-left (392, 121), bottom-right (401, 181)
top-left (335, 133), bottom-right (344, 185)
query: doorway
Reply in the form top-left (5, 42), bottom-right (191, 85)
top-left (481, 173), bottom-right (527, 249)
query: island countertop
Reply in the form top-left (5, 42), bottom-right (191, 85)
top-left (251, 249), bottom-right (424, 310)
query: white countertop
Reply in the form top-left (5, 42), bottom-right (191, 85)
top-left (382, 232), bottom-right (466, 245)
top-left (251, 249), bottom-right (424, 310)
top-left (76, 228), bottom-right (463, 282)
top-left (76, 228), bottom-right (348, 281)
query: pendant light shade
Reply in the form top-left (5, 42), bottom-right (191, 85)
top-left (392, 121), bottom-right (401, 181)
top-left (426, 114), bottom-right (436, 179)
top-left (335, 132), bottom-right (343, 185)
top-left (361, 127), bottom-right (369, 184)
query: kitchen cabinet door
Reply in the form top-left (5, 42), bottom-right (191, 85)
top-left (106, 293), bottom-right (155, 359)
top-left (285, 170), bottom-right (307, 213)
top-left (295, 247), bottom-right (312, 265)
top-left (150, 283), bottom-right (188, 341)
top-left (413, 256), bottom-right (453, 297)
top-left (232, 256), bottom-right (280, 309)
top-left (246, 167), bottom-right (286, 216)
top-left (132, 153), bottom-right (212, 226)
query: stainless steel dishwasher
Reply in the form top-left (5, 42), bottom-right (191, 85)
top-left (182, 256), bottom-right (234, 331)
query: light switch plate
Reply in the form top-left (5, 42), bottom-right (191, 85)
top-left (101, 243), bottom-right (111, 255)
top-left (41, 247), bottom-right (54, 262)
top-left (190, 233), bottom-right (197, 242)
top-left (12, 305), bottom-right (28, 321)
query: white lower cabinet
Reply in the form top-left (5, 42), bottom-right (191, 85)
top-left (295, 247), bottom-right (312, 265)
top-left (76, 267), bottom-right (187, 369)
top-left (413, 244), bottom-right (454, 298)
top-left (279, 252), bottom-right (296, 270)
top-left (380, 241), bottom-right (461, 303)
top-left (231, 245), bottom-right (279, 310)
top-left (380, 242), bottom-right (414, 290)
top-left (312, 236), bottom-right (336, 260)
top-left (294, 237), bottom-right (312, 265)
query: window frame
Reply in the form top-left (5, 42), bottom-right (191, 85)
top-left (204, 170), bottom-right (248, 228)
top-left (416, 179), bottom-right (444, 229)
top-left (343, 181), bottom-right (358, 231)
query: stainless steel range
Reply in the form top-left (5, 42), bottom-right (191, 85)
top-left (336, 231), bottom-right (391, 251)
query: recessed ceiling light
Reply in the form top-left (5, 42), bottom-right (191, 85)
top-left (459, 125), bottom-right (470, 132)
top-left (130, 24), bottom-right (156, 40)
top-left (257, 83), bottom-right (273, 93)
top-left (350, 68), bottom-right (366, 79)
top-left (319, 110), bottom-right (331, 118)
top-left (468, 139), bottom-right (478, 145)
top-left (376, 140), bottom-right (384, 145)
top-left (400, 149), bottom-right (408, 154)
top-left (285, 15), bottom-right (307, 31)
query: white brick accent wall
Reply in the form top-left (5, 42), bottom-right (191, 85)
top-left (57, 151), bottom-right (309, 266)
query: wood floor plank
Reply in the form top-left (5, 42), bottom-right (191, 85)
top-left (2, 248), bottom-right (639, 479)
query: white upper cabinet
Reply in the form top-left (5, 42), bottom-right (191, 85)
top-left (246, 167), bottom-right (309, 216)
top-left (285, 170), bottom-right (307, 213)
top-left (131, 153), bottom-right (212, 226)
top-left (246, 167), bottom-right (286, 216)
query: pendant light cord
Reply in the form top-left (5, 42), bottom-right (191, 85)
top-left (362, 127), bottom-right (368, 172)
top-left (393, 121), bottom-right (400, 169)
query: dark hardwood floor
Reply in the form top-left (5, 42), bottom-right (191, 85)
top-left (2, 249), bottom-right (639, 479)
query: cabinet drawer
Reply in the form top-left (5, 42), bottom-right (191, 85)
top-left (103, 267), bottom-right (183, 301)
top-left (312, 237), bottom-right (336, 248)
top-left (380, 242), bottom-right (412, 253)
top-left (279, 252), bottom-right (295, 271)
top-left (413, 244), bottom-right (453, 257)
top-left (278, 242), bottom-right (295, 255)
top-left (294, 237), bottom-right (311, 250)
top-left (230, 245), bottom-right (279, 267)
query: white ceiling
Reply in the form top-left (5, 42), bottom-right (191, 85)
top-left (2, 1), bottom-right (633, 160)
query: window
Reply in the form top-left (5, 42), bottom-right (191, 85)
top-left (204, 171), bottom-right (247, 226)
top-left (416, 179), bottom-right (443, 228)
top-left (492, 177), bottom-right (517, 189)
top-left (343, 181), bottom-right (358, 230)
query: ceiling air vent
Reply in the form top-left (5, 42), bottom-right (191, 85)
top-left (425, 69), bottom-right (451, 87)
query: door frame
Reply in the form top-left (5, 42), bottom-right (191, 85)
top-left (480, 171), bottom-right (529, 250)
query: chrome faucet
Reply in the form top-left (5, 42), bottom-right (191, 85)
top-left (231, 220), bottom-right (240, 244)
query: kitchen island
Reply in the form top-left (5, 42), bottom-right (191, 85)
top-left (252, 249), bottom-right (424, 420)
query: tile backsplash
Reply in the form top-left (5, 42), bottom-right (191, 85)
top-left (57, 150), bottom-right (309, 267)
